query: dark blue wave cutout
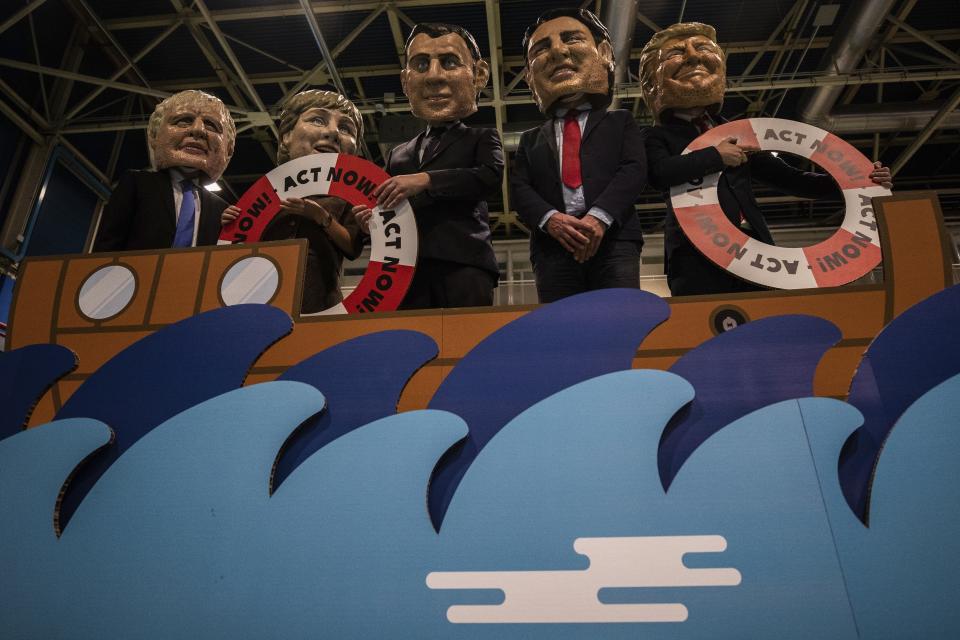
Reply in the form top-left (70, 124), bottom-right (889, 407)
top-left (0, 344), bottom-right (77, 441)
top-left (427, 289), bottom-right (670, 531)
top-left (272, 330), bottom-right (438, 491)
top-left (54, 304), bottom-right (292, 531)
top-left (841, 283), bottom-right (960, 523)
top-left (659, 315), bottom-right (840, 490)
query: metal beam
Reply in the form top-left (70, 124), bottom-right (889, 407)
top-left (386, 6), bottom-right (407, 66)
top-left (737, 0), bottom-right (803, 80)
top-left (0, 77), bottom-right (50, 129)
top-left (0, 57), bottom-right (172, 100)
top-left (0, 0), bottom-right (49, 37)
top-left (279, 4), bottom-right (385, 104)
top-left (67, 19), bottom-right (182, 120)
top-left (884, 14), bottom-right (960, 66)
top-left (57, 66), bottom-right (960, 134)
top-left (76, 0), bottom-right (152, 88)
top-left (167, 0), bottom-right (277, 161)
top-left (194, 0), bottom-right (274, 131)
top-left (891, 85), bottom-right (960, 175)
top-left (635, 11), bottom-right (661, 33)
top-left (298, 0), bottom-right (369, 157)
top-left (297, 0), bottom-right (352, 98)
top-left (484, 0), bottom-right (510, 219)
top-left (0, 97), bottom-right (45, 144)
top-left (103, 0), bottom-right (482, 30)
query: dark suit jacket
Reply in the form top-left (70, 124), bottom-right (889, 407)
top-left (385, 123), bottom-right (502, 277)
top-left (93, 169), bottom-right (227, 252)
top-left (510, 108), bottom-right (646, 259)
top-left (646, 114), bottom-right (836, 281)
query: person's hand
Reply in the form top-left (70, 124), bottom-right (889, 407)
top-left (374, 173), bottom-right (431, 209)
top-left (715, 136), bottom-right (750, 167)
top-left (574, 215), bottom-right (607, 263)
top-left (221, 204), bottom-right (241, 226)
top-left (353, 204), bottom-right (373, 234)
top-left (870, 161), bottom-right (893, 190)
top-left (281, 197), bottom-right (332, 227)
top-left (546, 212), bottom-right (591, 255)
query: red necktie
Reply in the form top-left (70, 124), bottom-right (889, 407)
top-left (692, 114), bottom-right (712, 134)
top-left (561, 110), bottom-right (582, 189)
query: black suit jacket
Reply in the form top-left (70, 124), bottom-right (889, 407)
top-left (93, 169), bottom-right (227, 252)
top-left (510, 108), bottom-right (646, 258)
top-left (646, 115), bottom-right (836, 274)
top-left (385, 123), bottom-right (502, 277)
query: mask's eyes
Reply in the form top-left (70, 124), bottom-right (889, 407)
top-left (408, 55), bottom-right (430, 73)
top-left (203, 118), bottom-right (222, 133)
top-left (172, 114), bottom-right (195, 127)
top-left (440, 54), bottom-right (462, 70)
top-left (339, 122), bottom-right (357, 137)
top-left (527, 40), bottom-right (549, 62)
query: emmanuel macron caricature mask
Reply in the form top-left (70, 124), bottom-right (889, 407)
top-left (401, 24), bottom-right (490, 125)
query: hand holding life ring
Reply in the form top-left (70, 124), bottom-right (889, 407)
top-left (670, 118), bottom-right (892, 289)
top-left (219, 154), bottom-right (417, 314)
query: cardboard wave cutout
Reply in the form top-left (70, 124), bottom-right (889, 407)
top-left (219, 153), bottom-right (417, 314)
top-left (670, 118), bottom-right (892, 289)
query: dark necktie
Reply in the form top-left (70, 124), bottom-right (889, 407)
top-left (172, 179), bottom-right (196, 248)
top-left (692, 114), bottom-right (713, 134)
top-left (420, 126), bottom-right (445, 163)
top-left (561, 110), bottom-right (582, 189)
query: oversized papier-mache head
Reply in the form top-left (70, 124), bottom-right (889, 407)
top-left (276, 90), bottom-right (364, 164)
top-left (639, 22), bottom-right (726, 122)
top-left (522, 8), bottom-right (615, 115)
top-left (401, 23), bottom-right (490, 125)
top-left (147, 90), bottom-right (236, 182)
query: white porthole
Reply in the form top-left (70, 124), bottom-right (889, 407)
top-left (220, 256), bottom-right (279, 306)
top-left (77, 264), bottom-right (136, 320)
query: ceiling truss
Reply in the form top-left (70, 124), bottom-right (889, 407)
top-left (1, 0), bottom-right (959, 233)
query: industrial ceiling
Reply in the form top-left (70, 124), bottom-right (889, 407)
top-left (1, 0), bottom-right (959, 242)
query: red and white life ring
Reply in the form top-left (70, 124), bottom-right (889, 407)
top-left (669, 118), bottom-right (892, 289)
top-left (219, 153), bottom-right (417, 314)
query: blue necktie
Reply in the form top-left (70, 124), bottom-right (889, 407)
top-left (172, 179), bottom-right (196, 248)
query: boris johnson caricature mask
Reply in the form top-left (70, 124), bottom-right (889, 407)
top-left (148, 90), bottom-right (236, 182)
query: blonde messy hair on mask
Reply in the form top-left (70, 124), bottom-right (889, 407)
top-left (276, 90), bottom-right (364, 164)
top-left (638, 22), bottom-right (721, 121)
top-left (147, 89), bottom-right (236, 158)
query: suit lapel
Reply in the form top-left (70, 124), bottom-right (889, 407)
top-left (158, 170), bottom-right (177, 228)
top-left (388, 135), bottom-right (421, 174)
top-left (536, 118), bottom-right (559, 176)
top-left (420, 123), bottom-right (467, 168)
top-left (582, 109), bottom-right (603, 143)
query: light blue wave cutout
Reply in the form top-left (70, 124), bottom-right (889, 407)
top-left (4, 369), bottom-right (954, 637)
top-left (0, 381), bottom-right (468, 639)
top-left (434, 375), bottom-right (857, 638)
top-left (0, 418), bottom-right (112, 639)
top-left (805, 373), bottom-right (960, 639)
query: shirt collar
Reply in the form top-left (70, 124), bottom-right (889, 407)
top-left (554, 103), bottom-right (591, 119)
top-left (168, 168), bottom-right (199, 187)
top-left (425, 120), bottom-right (459, 136)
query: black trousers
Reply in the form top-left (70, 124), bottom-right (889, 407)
top-left (667, 245), bottom-right (765, 296)
top-left (532, 238), bottom-right (642, 304)
top-left (399, 258), bottom-right (498, 310)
